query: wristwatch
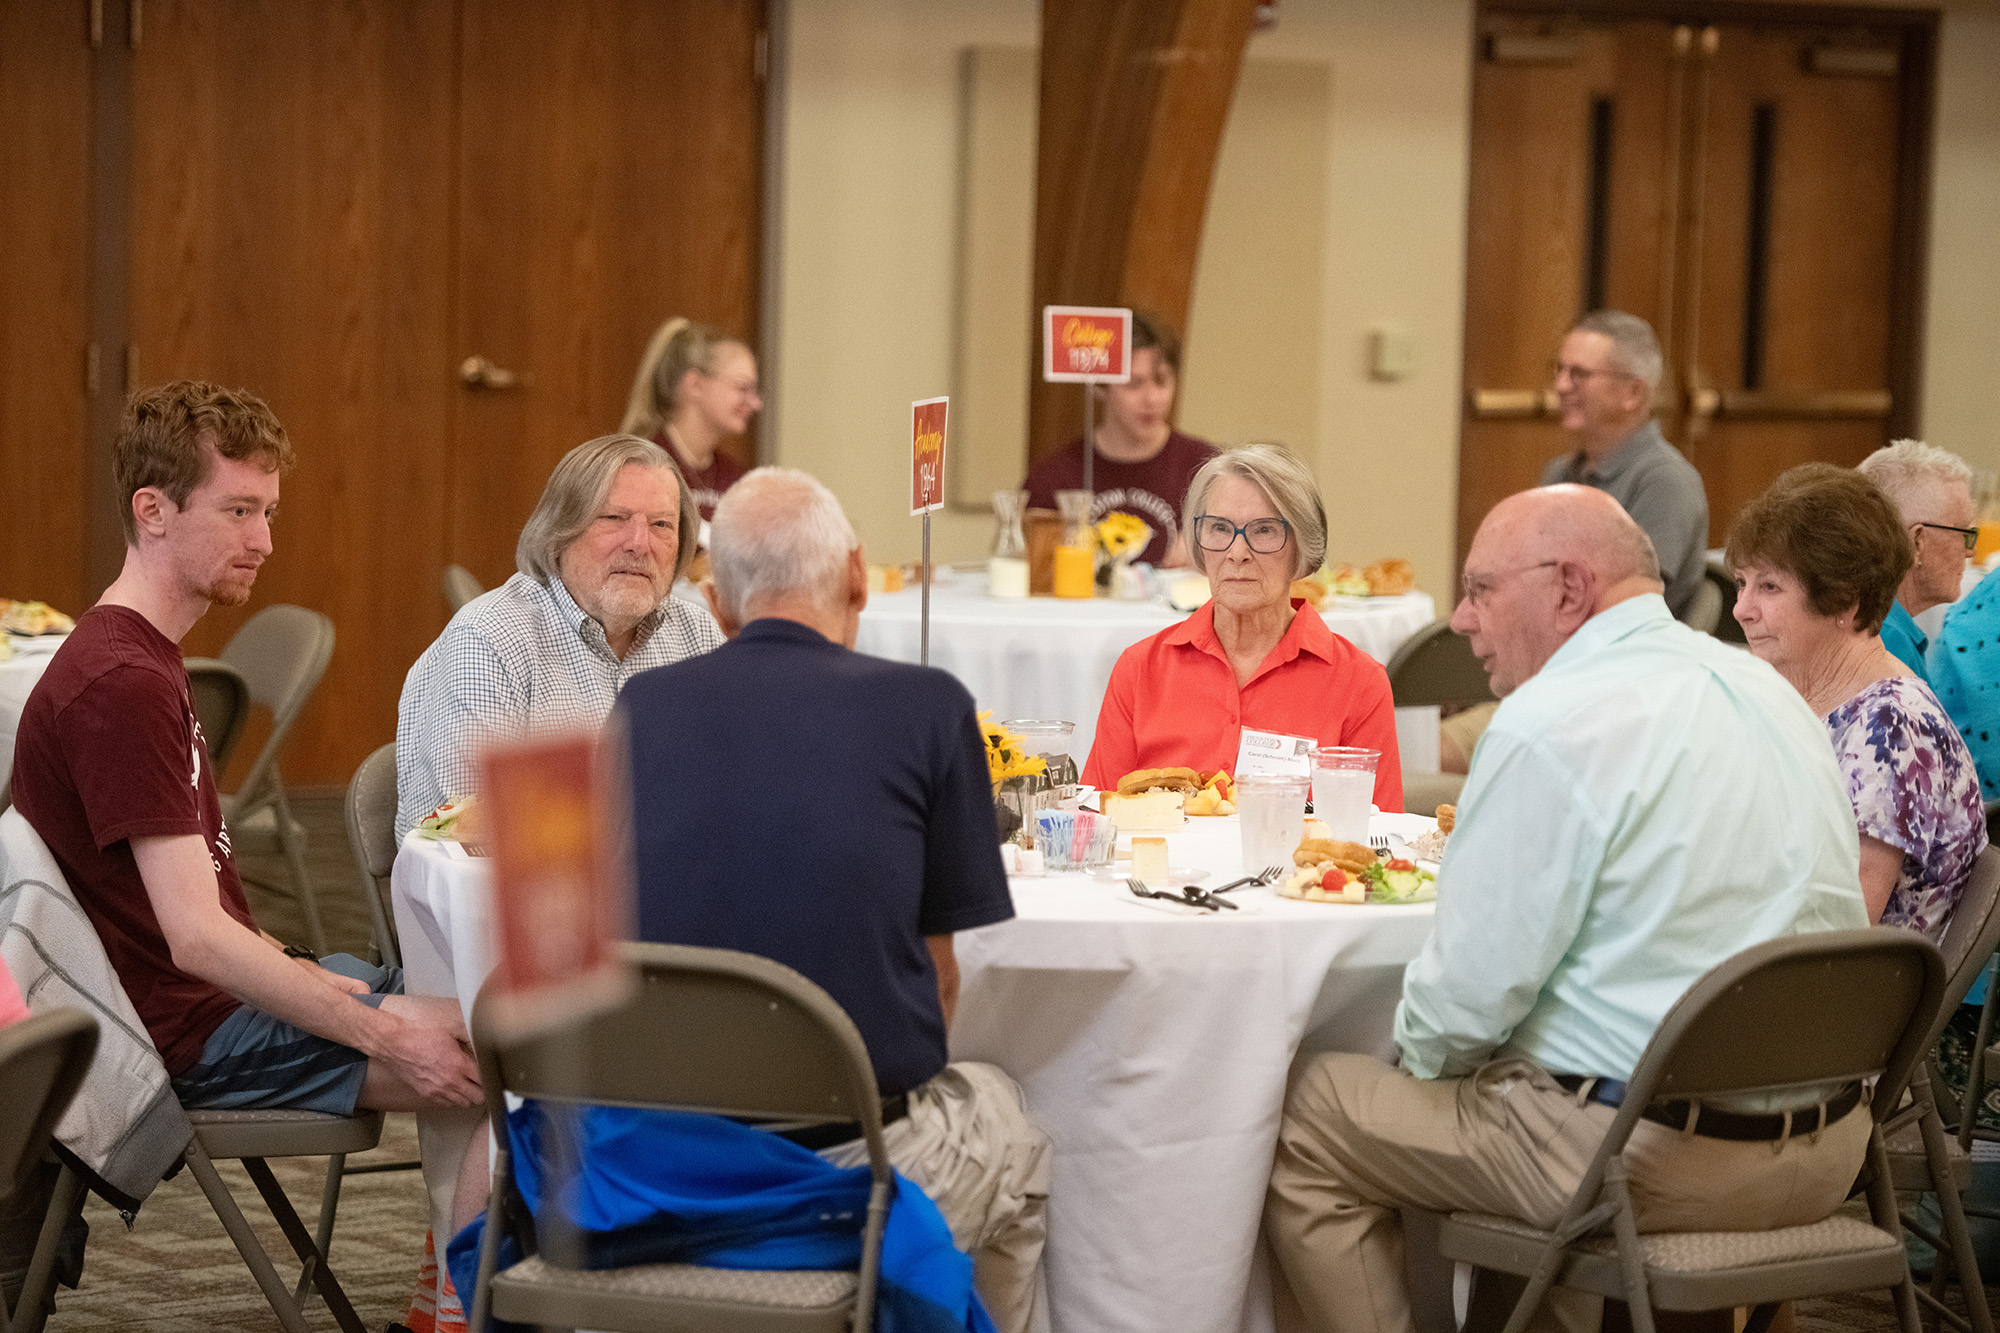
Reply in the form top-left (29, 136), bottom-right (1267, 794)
top-left (282, 944), bottom-right (319, 961)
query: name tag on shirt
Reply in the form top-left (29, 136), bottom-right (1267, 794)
top-left (1236, 728), bottom-right (1316, 777)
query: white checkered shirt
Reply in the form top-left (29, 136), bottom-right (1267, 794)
top-left (394, 572), bottom-right (723, 838)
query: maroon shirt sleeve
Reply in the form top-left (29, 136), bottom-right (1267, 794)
top-left (59, 664), bottom-right (210, 847)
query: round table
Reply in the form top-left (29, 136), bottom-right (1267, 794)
top-left (852, 581), bottom-right (1440, 771)
top-left (391, 812), bottom-right (1437, 1333)
top-left (0, 638), bottom-right (63, 796)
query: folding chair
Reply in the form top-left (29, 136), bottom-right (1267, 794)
top-left (1883, 847), bottom-right (2000, 1333)
top-left (467, 942), bottom-right (895, 1333)
top-left (218, 606), bottom-right (336, 954)
top-left (443, 564), bottom-right (484, 614)
top-left (343, 743), bottom-right (401, 969)
top-left (2, 804), bottom-right (382, 1333)
top-left (184, 657), bottom-right (254, 773)
top-left (1385, 620), bottom-right (1494, 711)
top-left (0, 1010), bottom-right (97, 1333)
top-left (1438, 928), bottom-right (1945, 1333)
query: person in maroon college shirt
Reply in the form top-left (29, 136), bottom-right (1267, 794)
top-left (620, 316), bottom-right (761, 522)
top-left (10, 382), bottom-right (486, 1214)
top-left (1021, 311), bottom-right (1220, 567)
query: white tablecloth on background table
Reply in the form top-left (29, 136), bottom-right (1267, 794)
top-left (391, 813), bottom-right (1436, 1333)
top-left (0, 638), bottom-right (63, 792)
top-left (853, 583), bottom-right (1441, 773)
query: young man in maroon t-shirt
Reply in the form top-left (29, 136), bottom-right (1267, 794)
top-left (1021, 311), bottom-right (1220, 567)
top-left (11, 383), bottom-right (481, 1154)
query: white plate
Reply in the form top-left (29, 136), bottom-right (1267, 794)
top-left (1091, 864), bottom-right (1210, 889)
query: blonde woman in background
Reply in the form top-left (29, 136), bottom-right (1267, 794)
top-left (621, 317), bottom-right (762, 521)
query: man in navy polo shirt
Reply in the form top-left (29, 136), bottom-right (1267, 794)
top-left (618, 467), bottom-right (1050, 1333)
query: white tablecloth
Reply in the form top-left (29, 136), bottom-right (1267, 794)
top-left (854, 582), bottom-right (1440, 775)
top-left (391, 814), bottom-right (1436, 1333)
top-left (0, 639), bottom-right (63, 794)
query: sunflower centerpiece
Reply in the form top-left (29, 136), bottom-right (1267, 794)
top-left (1095, 512), bottom-right (1154, 601)
top-left (981, 712), bottom-right (1049, 845)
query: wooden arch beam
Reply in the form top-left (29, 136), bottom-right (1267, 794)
top-left (1027, 0), bottom-right (1260, 463)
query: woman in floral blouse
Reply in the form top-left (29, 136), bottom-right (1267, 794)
top-left (1727, 463), bottom-right (1987, 941)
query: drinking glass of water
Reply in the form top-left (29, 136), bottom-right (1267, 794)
top-left (1311, 747), bottom-right (1380, 844)
top-left (1237, 773), bottom-right (1311, 873)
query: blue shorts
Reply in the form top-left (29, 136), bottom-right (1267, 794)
top-left (172, 954), bottom-right (403, 1116)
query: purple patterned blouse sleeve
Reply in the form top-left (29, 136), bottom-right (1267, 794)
top-left (1824, 676), bottom-right (1990, 941)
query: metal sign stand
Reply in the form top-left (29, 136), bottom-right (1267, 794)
top-left (920, 511), bottom-right (932, 666)
top-left (1082, 380), bottom-right (1096, 500)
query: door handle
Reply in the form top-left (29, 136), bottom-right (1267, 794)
top-left (1469, 388), bottom-right (1561, 419)
top-left (459, 355), bottom-right (529, 390)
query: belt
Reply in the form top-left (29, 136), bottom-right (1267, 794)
top-left (1552, 1075), bottom-right (1864, 1142)
top-left (768, 1092), bottom-right (910, 1151)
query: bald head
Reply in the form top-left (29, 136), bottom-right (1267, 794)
top-left (708, 467), bottom-right (864, 641)
top-left (1450, 486), bottom-right (1666, 696)
top-left (1484, 485), bottom-right (1662, 589)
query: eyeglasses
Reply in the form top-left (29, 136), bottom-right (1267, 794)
top-left (1460, 560), bottom-right (1560, 608)
top-left (701, 369), bottom-right (762, 401)
top-left (1550, 360), bottom-right (1636, 388)
top-left (1915, 521), bottom-right (1978, 553)
top-left (1193, 514), bottom-right (1291, 555)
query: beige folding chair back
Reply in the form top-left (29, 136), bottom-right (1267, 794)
top-left (1678, 576), bottom-right (1723, 634)
top-left (468, 942), bottom-right (896, 1333)
top-left (342, 744), bottom-right (401, 968)
top-left (1439, 928), bottom-right (1945, 1333)
top-left (183, 657), bottom-right (253, 773)
top-left (218, 605), bottom-right (335, 953)
top-left (1384, 620), bottom-right (1495, 710)
top-left (443, 564), bottom-right (483, 613)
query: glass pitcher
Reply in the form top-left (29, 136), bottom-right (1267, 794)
top-left (1053, 489), bottom-right (1095, 599)
top-left (988, 490), bottom-right (1030, 599)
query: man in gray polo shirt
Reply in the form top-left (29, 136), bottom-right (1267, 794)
top-left (1541, 310), bottom-right (1709, 619)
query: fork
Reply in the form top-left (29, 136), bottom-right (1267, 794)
top-left (1214, 864), bottom-right (1284, 894)
top-left (1126, 877), bottom-right (1218, 911)
top-left (1368, 835), bottom-right (1393, 855)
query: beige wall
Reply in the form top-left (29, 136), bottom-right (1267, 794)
top-left (1922, 1), bottom-right (2000, 484)
top-left (772, 0), bottom-right (2000, 592)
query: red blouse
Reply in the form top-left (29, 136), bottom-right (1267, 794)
top-left (1082, 599), bottom-right (1403, 809)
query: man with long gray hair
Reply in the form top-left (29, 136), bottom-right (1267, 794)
top-left (616, 467), bottom-right (1050, 1332)
top-left (394, 434), bottom-right (722, 838)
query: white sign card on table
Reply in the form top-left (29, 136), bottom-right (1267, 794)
top-left (911, 396), bottom-right (948, 665)
top-left (1041, 306), bottom-right (1131, 498)
top-left (1236, 727), bottom-right (1316, 777)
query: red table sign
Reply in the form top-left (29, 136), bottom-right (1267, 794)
top-left (478, 728), bottom-right (633, 1039)
top-left (1042, 306), bottom-right (1132, 383)
top-left (911, 396), bottom-right (949, 516)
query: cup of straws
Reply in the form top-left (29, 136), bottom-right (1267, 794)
top-left (1035, 809), bottom-right (1117, 873)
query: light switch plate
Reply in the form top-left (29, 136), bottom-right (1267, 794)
top-left (1369, 325), bottom-right (1415, 381)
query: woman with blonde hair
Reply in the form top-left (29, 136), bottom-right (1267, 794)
top-left (621, 317), bottom-right (762, 520)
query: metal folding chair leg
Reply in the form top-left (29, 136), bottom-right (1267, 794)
top-left (293, 1152), bottom-right (346, 1308)
top-left (271, 784), bottom-right (327, 956)
top-left (9, 1165), bottom-right (85, 1333)
top-left (237, 1155), bottom-right (366, 1333)
top-left (183, 1140), bottom-right (316, 1333)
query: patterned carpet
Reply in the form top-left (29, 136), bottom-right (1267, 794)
top-left (21, 794), bottom-right (1989, 1331)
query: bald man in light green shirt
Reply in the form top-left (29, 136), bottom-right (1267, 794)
top-left (1267, 487), bottom-right (1871, 1333)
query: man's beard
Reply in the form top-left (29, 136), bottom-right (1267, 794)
top-left (199, 569), bottom-right (258, 607)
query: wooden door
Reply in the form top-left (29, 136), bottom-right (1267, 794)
top-left (0, 0), bottom-right (92, 616)
top-left (1458, 5), bottom-right (1932, 562)
top-left (450, 0), bottom-right (766, 587)
top-left (129, 0), bottom-right (460, 787)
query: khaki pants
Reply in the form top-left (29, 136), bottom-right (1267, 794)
top-left (822, 1061), bottom-right (1052, 1333)
top-left (1266, 1054), bottom-right (1871, 1333)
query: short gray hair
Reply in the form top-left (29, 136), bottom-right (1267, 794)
top-left (1572, 310), bottom-right (1663, 393)
top-left (710, 467), bottom-right (858, 623)
top-left (1182, 442), bottom-right (1328, 580)
top-left (515, 434), bottom-right (699, 585)
top-left (1857, 439), bottom-right (1974, 519)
